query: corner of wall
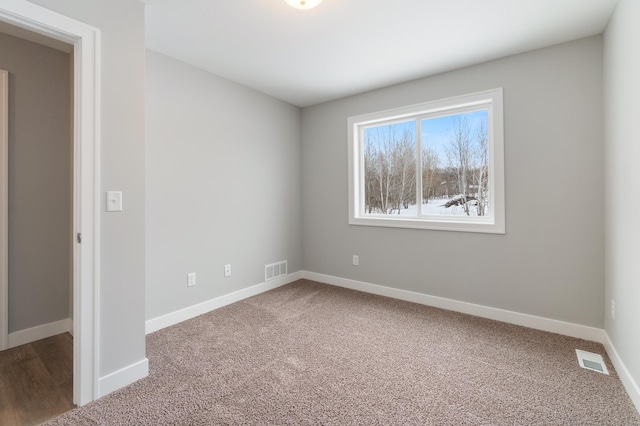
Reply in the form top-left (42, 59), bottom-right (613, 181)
top-left (98, 358), bottom-right (149, 399)
top-left (603, 332), bottom-right (640, 413)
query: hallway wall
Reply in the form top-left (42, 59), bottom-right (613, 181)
top-left (0, 32), bottom-right (71, 335)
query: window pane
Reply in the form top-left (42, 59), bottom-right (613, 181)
top-left (363, 121), bottom-right (416, 215)
top-left (348, 88), bottom-right (504, 233)
top-left (420, 110), bottom-right (489, 216)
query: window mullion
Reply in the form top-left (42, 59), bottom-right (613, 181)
top-left (359, 125), bottom-right (366, 217)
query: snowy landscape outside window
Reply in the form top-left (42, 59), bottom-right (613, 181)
top-left (348, 89), bottom-right (505, 233)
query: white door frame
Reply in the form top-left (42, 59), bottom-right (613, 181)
top-left (0, 70), bottom-right (7, 353)
top-left (0, 0), bottom-right (101, 406)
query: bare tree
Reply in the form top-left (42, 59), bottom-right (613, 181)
top-left (421, 144), bottom-right (439, 202)
top-left (391, 129), bottom-right (416, 213)
top-left (470, 120), bottom-right (489, 216)
top-left (363, 126), bottom-right (391, 214)
top-left (364, 141), bottom-right (379, 214)
top-left (442, 114), bottom-right (490, 216)
top-left (364, 114), bottom-right (487, 217)
top-left (445, 115), bottom-right (473, 215)
top-left (363, 124), bottom-right (416, 214)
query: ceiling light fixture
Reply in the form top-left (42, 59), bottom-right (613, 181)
top-left (285, 0), bottom-right (323, 10)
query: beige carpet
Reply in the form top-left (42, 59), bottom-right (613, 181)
top-left (45, 279), bottom-right (640, 425)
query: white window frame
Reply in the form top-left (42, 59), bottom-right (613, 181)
top-left (348, 88), bottom-right (505, 234)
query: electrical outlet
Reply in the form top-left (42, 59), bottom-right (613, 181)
top-left (352, 255), bottom-right (359, 266)
top-left (187, 272), bottom-right (196, 287)
top-left (611, 300), bottom-right (615, 321)
top-left (224, 264), bottom-right (231, 277)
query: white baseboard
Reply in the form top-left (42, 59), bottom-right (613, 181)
top-left (603, 333), bottom-right (640, 413)
top-left (8, 318), bottom-right (73, 348)
top-left (98, 357), bottom-right (149, 398)
top-left (145, 271), bottom-right (304, 335)
top-left (302, 271), bottom-right (606, 343)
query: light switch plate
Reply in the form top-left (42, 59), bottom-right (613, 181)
top-left (106, 191), bottom-right (123, 212)
top-left (187, 272), bottom-right (196, 287)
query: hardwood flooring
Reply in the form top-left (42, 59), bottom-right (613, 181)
top-left (0, 333), bottom-right (74, 425)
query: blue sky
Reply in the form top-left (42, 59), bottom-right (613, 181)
top-left (421, 110), bottom-right (488, 162)
top-left (364, 109), bottom-right (488, 165)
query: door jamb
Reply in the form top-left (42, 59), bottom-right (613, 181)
top-left (0, 70), bottom-right (7, 352)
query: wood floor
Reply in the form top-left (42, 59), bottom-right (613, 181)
top-left (0, 333), bottom-right (74, 426)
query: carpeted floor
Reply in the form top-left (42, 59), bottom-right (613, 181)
top-left (44, 279), bottom-right (640, 425)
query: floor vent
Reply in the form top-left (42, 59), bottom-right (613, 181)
top-left (576, 349), bottom-right (609, 375)
top-left (265, 260), bottom-right (287, 282)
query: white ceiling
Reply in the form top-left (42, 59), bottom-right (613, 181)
top-left (145, 0), bottom-right (618, 107)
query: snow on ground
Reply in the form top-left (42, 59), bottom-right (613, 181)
top-left (369, 198), bottom-right (486, 217)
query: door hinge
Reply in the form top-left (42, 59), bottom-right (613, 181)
top-left (77, 232), bottom-right (82, 243)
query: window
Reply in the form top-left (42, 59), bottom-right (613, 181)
top-left (348, 88), bottom-right (504, 233)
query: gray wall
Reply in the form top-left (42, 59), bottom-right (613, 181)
top-left (27, 0), bottom-right (147, 377)
top-left (604, 0), bottom-right (640, 396)
top-left (145, 50), bottom-right (302, 320)
top-left (302, 36), bottom-right (605, 328)
top-left (0, 32), bottom-right (71, 333)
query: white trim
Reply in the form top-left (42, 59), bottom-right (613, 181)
top-left (347, 88), bottom-right (505, 234)
top-left (0, 69), bottom-right (7, 351)
top-left (302, 271), bottom-right (606, 343)
top-left (603, 332), bottom-right (640, 413)
top-left (98, 358), bottom-right (149, 398)
top-left (0, 0), bottom-right (101, 407)
top-left (145, 271), bottom-right (303, 335)
top-left (8, 318), bottom-right (73, 348)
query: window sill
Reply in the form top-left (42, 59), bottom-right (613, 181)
top-left (349, 215), bottom-right (505, 234)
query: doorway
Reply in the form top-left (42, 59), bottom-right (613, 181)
top-left (0, 29), bottom-right (73, 345)
top-left (0, 0), bottom-right (100, 406)
top-left (0, 29), bottom-right (74, 423)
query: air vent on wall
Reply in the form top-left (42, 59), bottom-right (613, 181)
top-left (265, 260), bottom-right (287, 282)
top-left (576, 349), bottom-right (609, 375)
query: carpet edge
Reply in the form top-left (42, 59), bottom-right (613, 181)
top-left (302, 271), bottom-right (605, 343)
top-left (145, 271), bottom-right (304, 335)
